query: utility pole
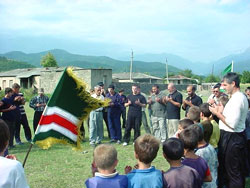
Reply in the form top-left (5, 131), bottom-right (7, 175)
top-left (130, 49), bottom-right (133, 82)
top-left (166, 58), bottom-right (169, 84)
top-left (211, 64), bottom-right (214, 75)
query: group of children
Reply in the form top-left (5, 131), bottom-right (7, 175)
top-left (86, 102), bottom-right (223, 188)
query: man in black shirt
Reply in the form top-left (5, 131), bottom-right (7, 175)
top-left (165, 83), bottom-right (183, 137)
top-left (182, 85), bottom-right (202, 116)
top-left (123, 85), bottom-right (146, 146)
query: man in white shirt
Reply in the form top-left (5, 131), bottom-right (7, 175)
top-left (209, 72), bottom-right (248, 188)
top-left (0, 119), bottom-right (29, 188)
top-left (89, 85), bottom-right (105, 147)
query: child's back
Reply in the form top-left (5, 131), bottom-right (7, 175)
top-left (163, 165), bottom-right (201, 188)
top-left (86, 172), bottom-right (128, 188)
top-left (181, 156), bottom-right (210, 182)
top-left (127, 166), bottom-right (162, 188)
top-left (195, 143), bottom-right (218, 188)
top-left (209, 120), bottom-right (220, 149)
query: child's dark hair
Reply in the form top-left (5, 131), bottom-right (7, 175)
top-left (179, 127), bottom-right (199, 151)
top-left (201, 120), bottom-right (213, 143)
top-left (179, 118), bottom-right (194, 129)
top-left (134, 134), bottom-right (160, 164)
top-left (0, 120), bottom-right (10, 152)
top-left (200, 103), bottom-right (212, 118)
top-left (5, 87), bottom-right (13, 95)
top-left (163, 138), bottom-right (184, 160)
top-left (191, 124), bottom-right (204, 142)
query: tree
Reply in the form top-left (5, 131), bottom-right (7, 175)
top-left (204, 74), bottom-right (220, 83)
top-left (179, 69), bottom-right (193, 78)
top-left (40, 52), bottom-right (58, 67)
top-left (241, 71), bottom-right (250, 83)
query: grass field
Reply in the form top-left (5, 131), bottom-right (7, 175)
top-left (8, 88), bottom-right (250, 188)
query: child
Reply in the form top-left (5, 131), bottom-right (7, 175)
top-left (218, 95), bottom-right (229, 107)
top-left (125, 134), bottom-right (163, 188)
top-left (193, 125), bottom-right (218, 188)
top-left (179, 127), bottom-right (212, 185)
top-left (187, 106), bottom-right (201, 124)
top-left (162, 138), bottom-right (202, 188)
top-left (173, 118), bottom-right (194, 138)
top-left (85, 144), bottom-right (128, 188)
top-left (0, 119), bottom-right (29, 188)
top-left (200, 103), bottom-right (220, 150)
top-left (200, 120), bottom-right (213, 144)
top-left (0, 88), bottom-right (17, 148)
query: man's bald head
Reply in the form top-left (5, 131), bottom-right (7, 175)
top-left (168, 83), bottom-right (176, 93)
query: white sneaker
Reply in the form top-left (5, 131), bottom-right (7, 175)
top-left (123, 142), bottom-right (128, 146)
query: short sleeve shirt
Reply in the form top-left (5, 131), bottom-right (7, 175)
top-left (127, 94), bottom-right (146, 115)
top-left (183, 94), bottom-right (203, 116)
top-left (166, 90), bottom-right (183, 119)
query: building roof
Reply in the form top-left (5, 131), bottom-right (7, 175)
top-left (112, 72), bottom-right (163, 80)
top-left (0, 67), bottom-right (111, 78)
top-left (168, 75), bottom-right (195, 80)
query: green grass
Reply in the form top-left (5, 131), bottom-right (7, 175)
top-left (8, 90), bottom-right (250, 188)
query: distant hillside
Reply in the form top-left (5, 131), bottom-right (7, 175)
top-left (0, 56), bottom-right (35, 72)
top-left (0, 49), bottom-right (181, 77)
top-left (212, 47), bottom-right (250, 74)
top-left (129, 49), bottom-right (250, 75)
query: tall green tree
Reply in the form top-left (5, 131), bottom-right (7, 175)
top-left (204, 74), bottom-right (220, 83)
top-left (180, 69), bottom-right (193, 78)
top-left (40, 52), bottom-right (58, 67)
top-left (241, 71), bottom-right (250, 83)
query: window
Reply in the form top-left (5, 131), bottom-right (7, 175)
top-left (9, 80), bottom-right (13, 87)
top-left (2, 80), bottom-right (6, 89)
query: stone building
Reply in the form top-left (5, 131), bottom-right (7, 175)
top-left (168, 75), bottom-right (198, 85)
top-left (112, 72), bottom-right (164, 84)
top-left (0, 67), bottom-right (112, 93)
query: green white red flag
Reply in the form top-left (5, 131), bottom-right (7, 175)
top-left (33, 67), bottom-right (108, 150)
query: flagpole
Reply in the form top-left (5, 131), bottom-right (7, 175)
top-left (23, 143), bottom-right (34, 168)
top-left (232, 60), bottom-right (234, 72)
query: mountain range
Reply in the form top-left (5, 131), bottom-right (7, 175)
top-left (0, 49), bottom-right (181, 77)
top-left (0, 48), bottom-right (249, 76)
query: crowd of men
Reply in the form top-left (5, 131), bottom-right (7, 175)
top-left (89, 81), bottom-right (204, 147)
top-left (88, 73), bottom-right (250, 188)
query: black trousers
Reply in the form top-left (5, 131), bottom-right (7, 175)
top-left (121, 108), bottom-right (126, 128)
top-left (218, 130), bottom-right (247, 188)
top-left (33, 111), bottom-right (43, 133)
top-left (123, 111), bottom-right (141, 143)
top-left (15, 114), bottom-right (32, 142)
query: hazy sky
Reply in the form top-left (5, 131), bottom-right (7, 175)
top-left (0, 0), bottom-right (250, 62)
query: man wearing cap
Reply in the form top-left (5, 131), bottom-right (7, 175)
top-left (106, 84), bottom-right (122, 143)
top-left (29, 88), bottom-right (49, 133)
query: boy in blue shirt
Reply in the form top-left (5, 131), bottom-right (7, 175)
top-left (85, 144), bottom-right (128, 188)
top-left (125, 134), bottom-right (163, 188)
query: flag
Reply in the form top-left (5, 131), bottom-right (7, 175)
top-left (33, 67), bottom-right (109, 150)
top-left (221, 63), bottom-right (232, 76)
